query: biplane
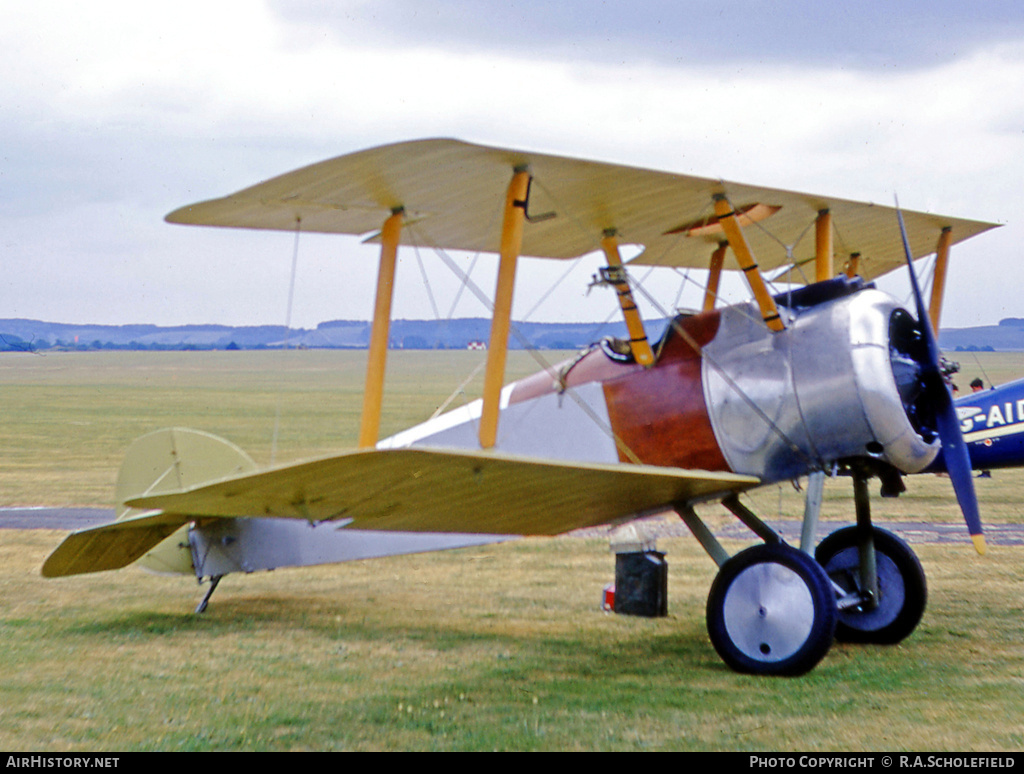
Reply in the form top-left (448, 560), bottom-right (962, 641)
top-left (43, 138), bottom-right (999, 676)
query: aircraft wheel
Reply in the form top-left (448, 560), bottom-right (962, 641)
top-left (815, 527), bottom-right (926, 645)
top-left (706, 543), bottom-right (836, 676)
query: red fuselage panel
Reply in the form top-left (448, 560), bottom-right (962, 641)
top-left (603, 312), bottom-right (729, 471)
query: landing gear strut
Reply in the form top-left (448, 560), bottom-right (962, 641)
top-left (680, 461), bottom-right (929, 676)
top-left (679, 500), bottom-right (838, 676)
top-left (814, 466), bottom-right (927, 644)
top-left (816, 527), bottom-right (926, 644)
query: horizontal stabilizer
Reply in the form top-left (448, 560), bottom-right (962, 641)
top-left (41, 511), bottom-right (191, 578)
top-left (126, 447), bottom-right (759, 535)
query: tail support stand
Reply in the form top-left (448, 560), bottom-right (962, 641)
top-left (195, 575), bottom-right (224, 615)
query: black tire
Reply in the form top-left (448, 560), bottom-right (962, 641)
top-left (815, 527), bottom-right (926, 644)
top-left (706, 543), bottom-right (837, 676)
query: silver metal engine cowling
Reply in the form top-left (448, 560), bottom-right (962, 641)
top-left (702, 287), bottom-right (939, 482)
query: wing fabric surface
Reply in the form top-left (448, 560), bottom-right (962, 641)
top-left (126, 447), bottom-right (759, 535)
top-left (41, 511), bottom-right (191, 578)
top-left (166, 138), bottom-right (998, 282)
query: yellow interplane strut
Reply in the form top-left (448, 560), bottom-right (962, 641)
top-left (815, 209), bottom-right (834, 282)
top-left (845, 252), bottom-right (861, 279)
top-left (713, 195), bottom-right (785, 332)
top-left (479, 170), bottom-right (530, 449)
top-left (929, 227), bottom-right (953, 334)
top-left (703, 242), bottom-right (727, 312)
top-left (358, 209), bottom-right (403, 449)
top-left (601, 232), bottom-right (655, 367)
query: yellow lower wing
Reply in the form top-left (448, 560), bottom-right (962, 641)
top-left (43, 448), bottom-right (758, 577)
top-left (127, 447), bottom-right (758, 535)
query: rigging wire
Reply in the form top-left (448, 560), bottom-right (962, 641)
top-left (398, 183), bottom-right (821, 470)
top-left (446, 252), bottom-right (481, 319)
top-left (412, 240), bottom-right (441, 321)
top-left (270, 218), bottom-right (302, 466)
top-left (403, 220), bottom-right (645, 464)
top-left (531, 180), bottom-right (813, 463)
top-left (750, 204), bottom-right (818, 260)
top-left (969, 351), bottom-right (994, 391)
top-left (626, 263), bottom-right (821, 472)
top-left (921, 253), bottom-right (938, 305)
top-left (732, 203), bottom-right (818, 292)
top-left (401, 223), bottom-right (489, 421)
top-left (429, 360), bottom-right (487, 420)
top-left (522, 255), bottom-right (585, 321)
top-left (672, 268), bottom-right (690, 312)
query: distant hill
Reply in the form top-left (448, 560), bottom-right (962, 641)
top-left (0, 317), bottom-right (670, 352)
top-left (3, 315), bottom-right (1020, 352)
top-left (938, 318), bottom-right (1024, 352)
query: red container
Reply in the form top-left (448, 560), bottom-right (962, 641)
top-left (602, 584), bottom-right (615, 611)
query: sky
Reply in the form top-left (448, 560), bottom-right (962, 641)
top-left (4, 0), bottom-right (1024, 330)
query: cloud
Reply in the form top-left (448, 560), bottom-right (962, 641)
top-left (3, 2), bottom-right (1023, 328)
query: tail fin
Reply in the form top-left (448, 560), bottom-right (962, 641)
top-left (42, 428), bottom-right (257, 578)
top-left (114, 428), bottom-right (257, 520)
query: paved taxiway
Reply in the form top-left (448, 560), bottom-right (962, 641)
top-left (4, 507), bottom-right (1023, 545)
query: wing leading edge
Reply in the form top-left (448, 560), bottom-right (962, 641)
top-left (165, 137), bottom-right (998, 282)
top-left (125, 447), bottom-right (759, 536)
top-left (45, 448), bottom-right (757, 577)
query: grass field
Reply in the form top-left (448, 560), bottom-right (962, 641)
top-left (1, 349), bottom-right (1022, 751)
top-left (0, 349), bottom-right (549, 505)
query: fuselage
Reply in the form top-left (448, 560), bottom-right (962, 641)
top-left (381, 277), bottom-right (939, 487)
top-left (927, 378), bottom-right (1024, 472)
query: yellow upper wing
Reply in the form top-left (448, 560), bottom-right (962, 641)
top-left (166, 137), bottom-right (998, 282)
top-left (125, 447), bottom-right (758, 536)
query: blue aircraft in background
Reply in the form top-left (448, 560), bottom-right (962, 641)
top-left (944, 377), bottom-right (1024, 472)
top-left (926, 375), bottom-right (1024, 473)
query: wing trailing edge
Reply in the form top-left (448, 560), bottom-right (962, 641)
top-left (41, 511), bottom-right (191, 578)
top-left (126, 447), bottom-right (760, 536)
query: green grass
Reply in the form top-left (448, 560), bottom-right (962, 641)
top-left (0, 349), bottom-right (549, 505)
top-left (3, 533), bottom-right (1022, 751)
top-left (1, 349), bottom-right (1023, 750)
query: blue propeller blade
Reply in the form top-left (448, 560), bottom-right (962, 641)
top-left (895, 201), bottom-right (985, 553)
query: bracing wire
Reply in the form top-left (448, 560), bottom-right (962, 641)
top-left (429, 360), bottom-right (487, 420)
top-left (446, 252), bottom-right (481, 319)
top-left (403, 220), bottom-right (645, 464)
top-left (522, 256), bottom-right (585, 321)
top-left (397, 183), bottom-right (822, 470)
top-left (270, 218), bottom-right (302, 466)
top-left (672, 268), bottom-right (689, 312)
top-left (626, 265), bottom-right (821, 472)
top-left (401, 224), bottom-right (491, 424)
top-left (412, 241), bottom-right (441, 321)
top-left (970, 351), bottom-right (994, 391)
